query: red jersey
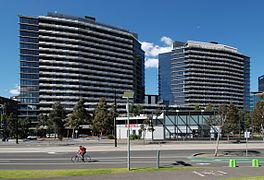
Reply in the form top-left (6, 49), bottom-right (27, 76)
top-left (80, 146), bottom-right (86, 153)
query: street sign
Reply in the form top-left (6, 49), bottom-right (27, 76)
top-left (244, 131), bottom-right (250, 139)
top-left (125, 124), bottom-right (137, 128)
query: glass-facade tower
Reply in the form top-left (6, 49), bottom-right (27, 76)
top-left (158, 52), bottom-right (172, 104)
top-left (19, 13), bottom-right (145, 122)
top-left (19, 16), bottom-right (39, 122)
top-left (259, 75), bottom-right (264, 92)
top-left (159, 40), bottom-right (250, 110)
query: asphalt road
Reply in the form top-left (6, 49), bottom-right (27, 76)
top-left (1, 149), bottom-right (262, 170)
top-left (1, 150), bottom-right (264, 180)
top-left (0, 150), bottom-right (197, 170)
top-left (1, 142), bottom-right (264, 180)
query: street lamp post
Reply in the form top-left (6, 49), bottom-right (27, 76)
top-left (176, 110), bottom-right (179, 139)
top-left (201, 109), bottom-right (204, 137)
top-left (122, 91), bottom-right (134, 171)
top-left (114, 90), bottom-right (117, 147)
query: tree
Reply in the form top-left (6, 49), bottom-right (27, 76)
top-left (205, 103), bottom-right (213, 112)
top-left (18, 117), bottom-right (31, 139)
top-left (139, 118), bottom-right (149, 144)
top-left (37, 113), bottom-right (50, 137)
top-left (108, 103), bottom-right (118, 135)
top-left (258, 92), bottom-right (264, 99)
top-left (66, 98), bottom-right (91, 138)
top-left (222, 104), bottom-right (239, 139)
top-left (1, 104), bottom-right (19, 143)
top-left (214, 104), bottom-right (229, 156)
top-left (244, 112), bottom-right (251, 130)
top-left (151, 108), bottom-right (162, 141)
top-left (194, 104), bottom-right (200, 111)
top-left (131, 104), bottom-right (143, 116)
top-left (6, 113), bottom-right (16, 138)
top-left (49, 102), bottom-right (66, 141)
top-left (253, 101), bottom-right (264, 139)
top-left (92, 97), bottom-right (109, 136)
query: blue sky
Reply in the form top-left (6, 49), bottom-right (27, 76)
top-left (0, 0), bottom-right (263, 98)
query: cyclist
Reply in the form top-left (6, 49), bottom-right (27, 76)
top-left (78, 146), bottom-right (87, 161)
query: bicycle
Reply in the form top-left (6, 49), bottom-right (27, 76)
top-left (71, 152), bottom-right (92, 163)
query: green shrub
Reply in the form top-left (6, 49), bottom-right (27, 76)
top-left (108, 134), bottom-right (114, 139)
top-left (130, 134), bottom-right (140, 140)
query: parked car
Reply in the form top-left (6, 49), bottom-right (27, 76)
top-left (78, 134), bottom-right (89, 138)
top-left (46, 133), bottom-right (57, 138)
top-left (26, 136), bottom-right (37, 140)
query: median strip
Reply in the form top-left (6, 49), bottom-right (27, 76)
top-left (0, 167), bottom-right (200, 179)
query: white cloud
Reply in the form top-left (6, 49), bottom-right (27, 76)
top-left (160, 36), bottom-right (173, 46)
top-left (142, 36), bottom-right (173, 69)
top-left (145, 58), bottom-right (158, 68)
top-left (9, 85), bottom-right (20, 96)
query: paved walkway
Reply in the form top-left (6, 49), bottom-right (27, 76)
top-left (0, 139), bottom-right (264, 153)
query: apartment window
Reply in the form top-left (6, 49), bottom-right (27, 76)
top-left (20, 37), bottom-right (39, 43)
top-left (20, 18), bottom-right (38, 25)
top-left (20, 55), bottom-right (38, 61)
top-left (20, 31), bottom-right (38, 37)
top-left (20, 24), bottom-right (38, 31)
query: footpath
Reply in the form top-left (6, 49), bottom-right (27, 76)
top-left (0, 138), bottom-right (264, 153)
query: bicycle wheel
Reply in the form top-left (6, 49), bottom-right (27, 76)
top-left (85, 154), bottom-right (92, 161)
top-left (71, 155), bottom-right (80, 163)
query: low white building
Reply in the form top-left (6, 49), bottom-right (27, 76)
top-left (116, 114), bottom-right (164, 140)
top-left (116, 111), bottom-right (216, 140)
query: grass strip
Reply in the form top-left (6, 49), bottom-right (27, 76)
top-left (0, 167), bottom-right (198, 179)
top-left (224, 177), bottom-right (264, 180)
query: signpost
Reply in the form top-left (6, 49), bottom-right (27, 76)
top-left (122, 91), bottom-right (134, 171)
top-left (244, 130), bottom-right (250, 156)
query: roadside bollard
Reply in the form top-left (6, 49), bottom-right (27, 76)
top-left (156, 150), bottom-right (160, 168)
top-left (252, 159), bottom-right (260, 167)
top-left (229, 159), bottom-right (237, 168)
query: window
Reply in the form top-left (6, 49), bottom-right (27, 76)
top-left (20, 31), bottom-right (38, 37)
top-left (20, 17), bottom-right (38, 25)
top-left (20, 55), bottom-right (38, 61)
top-left (20, 61), bottom-right (39, 67)
top-left (20, 37), bottom-right (38, 43)
top-left (21, 68), bottom-right (38, 73)
top-left (20, 49), bottom-right (39, 55)
top-left (20, 43), bottom-right (39, 49)
top-left (20, 24), bottom-right (38, 31)
top-left (21, 73), bottom-right (39, 79)
top-left (21, 80), bottom-right (38, 85)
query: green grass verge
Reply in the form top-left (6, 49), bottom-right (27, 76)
top-left (225, 177), bottom-right (264, 180)
top-left (0, 167), bottom-right (198, 179)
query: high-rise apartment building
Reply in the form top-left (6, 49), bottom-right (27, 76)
top-left (159, 40), bottom-right (250, 110)
top-left (259, 75), bottom-right (264, 92)
top-left (19, 13), bottom-right (145, 122)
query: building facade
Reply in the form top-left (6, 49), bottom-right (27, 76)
top-left (259, 75), bottom-right (264, 92)
top-left (159, 40), bottom-right (250, 110)
top-left (250, 92), bottom-right (264, 111)
top-left (144, 94), bottom-right (159, 105)
top-left (0, 97), bottom-right (18, 140)
top-left (19, 13), bottom-right (145, 122)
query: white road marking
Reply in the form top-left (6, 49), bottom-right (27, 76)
top-left (193, 171), bottom-right (205, 177)
top-left (217, 170), bottom-right (227, 175)
top-left (196, 162), bottom-right (211, 165)
top-left (47, 152), bottom-right (56, 154)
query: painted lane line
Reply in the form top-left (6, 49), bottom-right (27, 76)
top-left (196, 162), bottom-right (211, 165)
top-left (217, 170), bottom-right (227, 175)
top-left (47, 152), bottom-right (56, 154)
top-left (192, 171), bottom-right (205, 177)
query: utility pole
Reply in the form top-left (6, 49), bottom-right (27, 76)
top-left (114, 90), bottom-right (117, 147)
top-left (15, 113), bottom-right (19, 144)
